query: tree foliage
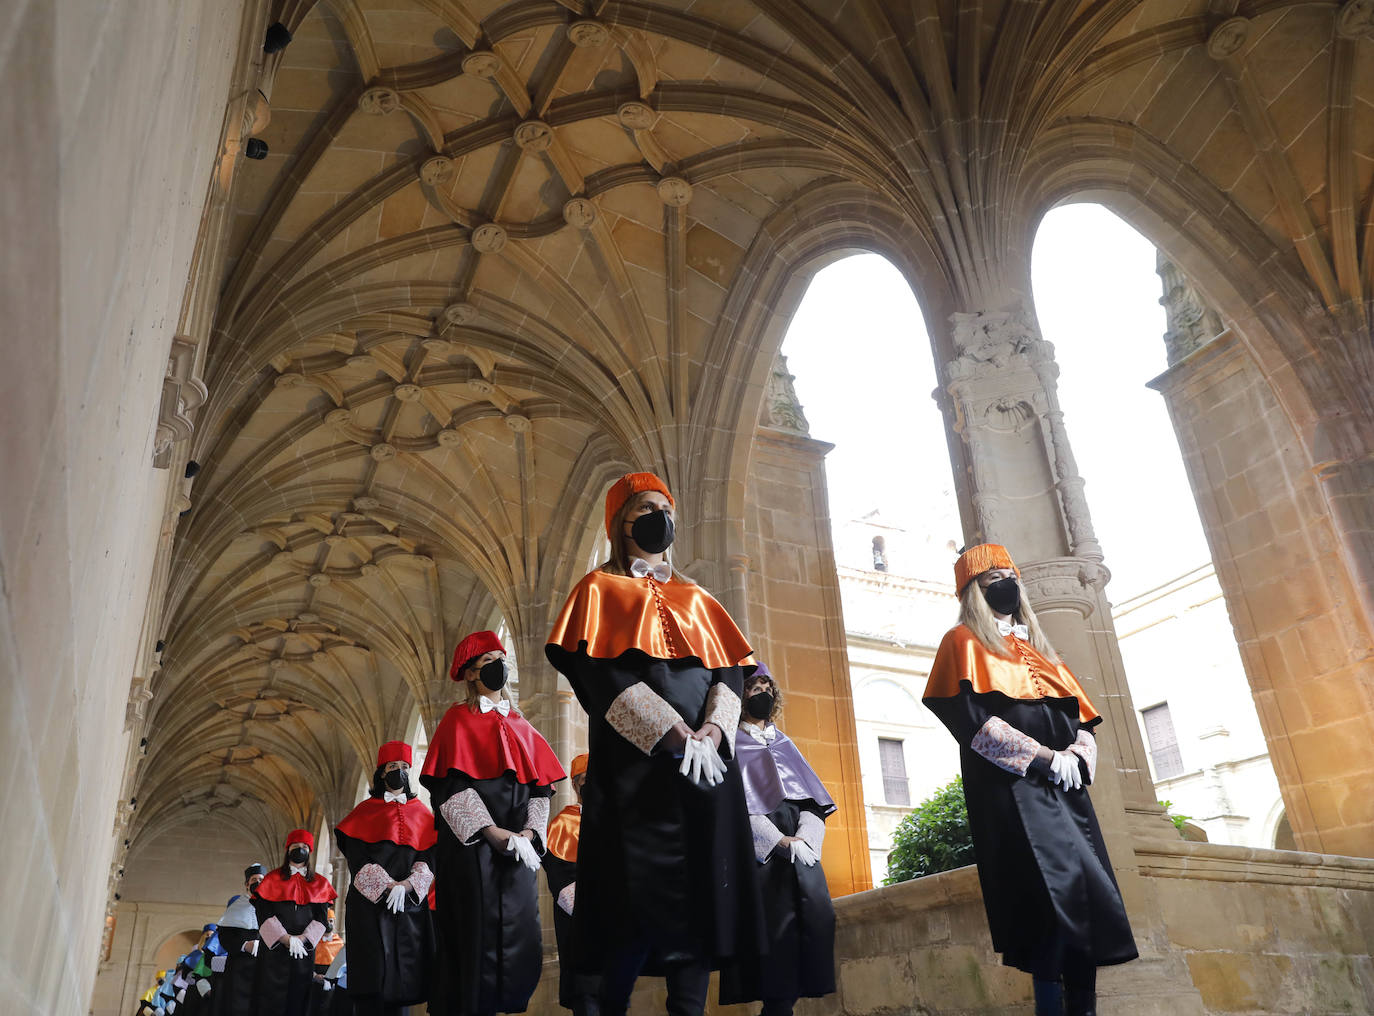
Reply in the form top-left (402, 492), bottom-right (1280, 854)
top-left (883, 776), bottom-right (975, 885)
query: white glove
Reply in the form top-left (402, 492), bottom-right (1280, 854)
top-left (386, 883), bottom-right (408, 913)
top-left (323, 981), bottom-right (333, 992)
top-left (287, 936), bottom-right (308, 960)
top-left (556, 882), bottom-right (576, 915)
top-left (790, 840), bottom-right (819, 866)
top-left (679, 737), bottom-right (726, 787)
top-left (196, 980), bottom-right (211, 998)
top-left (1049, 751), bottom-right (1083, 791)
top-left (242, 940), bottom-right (258, 956)
top-left (505, 833), bottom-right (541, 871)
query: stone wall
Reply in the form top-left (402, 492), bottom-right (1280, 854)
top-left (0, 2), bottom-right (248, 1013)
top-left (1150, 331), bottom-right (1374, 857)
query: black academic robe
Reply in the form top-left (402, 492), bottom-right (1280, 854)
top-left (719, 796), bottom-right (835, 1004)
top-left (422, 772), bottom-right (552, 1016)
top-left (252, 895), bottom-right (332, 1016)
top-left (541, 848), bottom-right (600, 1010)
top-left (335, 834), bottom-right (434, 1006)
top-left (926, 687), bottom-right (1138, 976)
top-left (545, 649), bottom-right (765, 975)
top-left (210, 928), bottom-right (256, 1016)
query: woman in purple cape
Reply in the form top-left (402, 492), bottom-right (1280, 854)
top-left (719, 663), bottom-right (836, 1015)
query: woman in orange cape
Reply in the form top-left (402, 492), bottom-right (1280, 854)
top-left (545, 472), bottom-right (765, 1016)
top-left (923, 545), bottom-right (1136, 1016)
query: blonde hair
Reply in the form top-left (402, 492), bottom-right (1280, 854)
top-left (958, 576), bottom-right (1060, 663)
top-left (599, 490), bottom-right (692, 583)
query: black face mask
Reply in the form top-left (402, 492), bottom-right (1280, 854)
top-left (983, 576), bottom-right (1021, 616)
top-left (746, 692), bottom-right (774, 721)
top-left (288, 847), bottom-right (310, 866)
top-left (628, 510), bottom-right (675, 554)
top-left (384, 768), bottom-right (407, 791)
top-left (478, 658), bottom-right (508, 692)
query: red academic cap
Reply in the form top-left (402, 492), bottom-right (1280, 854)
top-left (376, 740), bottom-right (412, 768)
top-left (449, 630), bottom-right (504, 680)
top-left (284, 829), bottom-right (314, 851)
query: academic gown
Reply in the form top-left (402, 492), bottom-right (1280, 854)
top-left (252, 870), bottom-right (338, 1016)
top-left (545, 569), bottom-right (766, 976)
top-left (420, 702), bottom-right (564, 1016)
top-left (334, 794), bottom-right (437, 1008)
top-left (719, 726), bottom-right (836, 1005)
top-left (209, 896), bottom-right (258, 1016)
top-left (540, 804), bottom-right (601, 1010)
top-left (923, 624), bottom-right (1137, 977)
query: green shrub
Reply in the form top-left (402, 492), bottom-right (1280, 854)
top-left (1157, 799), bottom-right (1192, 834)
top-left (883, 776), bottom-right (975, 885)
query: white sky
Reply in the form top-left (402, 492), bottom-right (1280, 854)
top-left (780, 203), bottom-right (1214, 602)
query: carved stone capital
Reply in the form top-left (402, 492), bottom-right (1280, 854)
top-left (656, 176), bottom-right (693, 206)
top-left (1337, 0), bottom-right (1374, 39)
top-left (358, 87), bottom-right (400, 115)
top-left (944, 309), bottom-right (1053, 392)
top-left (1019, 557), bottom-right (1111, 617)
top-left (153, 336), bottom-right (208, 467)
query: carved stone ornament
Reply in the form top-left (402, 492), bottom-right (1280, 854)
top-left (513, 119), bottom-right (553, 153)
top-left (462, 51), bottom-right (500, 78)
top-left (1156, 253), bottom-right (1224, 366)
top-left (419, 156), bottom-right (455, 186)
top-left (563, 197), bottom-right (597, 229)
top-left (371, 442), bottom-right (398, 461)
top-left (308, 573), bottom-right (332, 588)
top-left (470, 222), bottom-right (508, 253)
top-left (360, 563), bottom-right (380, 577)
top-left (394, 383), bottom-right (423, 402)
top-left (153, 336), bottom-right (208, 468)
top-left (617, 101), bottom-right (657, 131)
top-left (1206, 17), bottom-right (1251, 60)
top-left (358, 87), bottom-right (400, 115)
top-left (1019, 558), bottom-right (1110, 618)
top-left (353, 496), bottom-right (380, 511)
top-left (945, 309), bottom-right (1051, 385)
top-left (505, 413), bottom-right (531, 433)
top-left (467, 378), bottom-right (495, 396)
top-left (442, 301), bottom-right (477, 326)
top-left (760, 354), bottom-right (810, 434)
top-left (437, 428), bottom-right (462, 447)
top-left (325, 408), bottom-right (354, 427)
top-left (656, 176), bottom-right (693, 206)
top-left (567, 19), bottom-right (611, 47)
top-left (1336, 0), bottom-right (1374, 40)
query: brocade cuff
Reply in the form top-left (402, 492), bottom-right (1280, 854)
top-left (557, 882), bottom-right (576, 914)
top-left (1068, 728), bottom-right (1098, 784)
top-left (302, 920), bottom-right (325, 949)
top-left (704, 683), bottom-right (741, 757)
top-left (209, 955), bottom-right (226, 974)
top-left (797, 810), bottom-right (827, 854)
top-left (524, 796), bottom-right (550, 853)
top-left (353, 862), bottom-right (391, 903)
top-left (750, 813), bottom-right (785, 863)
top-left (970, 716), bottom-right (1040, 776)
top-left (606, 682), bottom-right (681, 754)
top-left (408, 861), bottom-right (434, 899)
top-left (258, 917), bottom-right (288, 948)
top-left (441, 788), bottom-right (495, 844)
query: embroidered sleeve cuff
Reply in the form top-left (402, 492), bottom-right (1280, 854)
top-left (704, 683), bottom-right (741, 758)
top-left (302, 921), bottom-right (325, 949)
top-left (209, 956), bottom-right (227, 974)
top-left (441, 788), bottom-right (495, 844)
top-left (407, 861), bottom-right (434, 900)
top-left (353, 863), bottom-right (391, 903)
top-left (750, 813), bottom-right (785, 863)
top-left (258, 917), bottom-right (288, 948)
top-left (970, 716), bottom-right (1041, 776)
top-left (556, 882), bottom-right (576, 915)
top-left (797, 810), bottom-right (827, 854)
top-left (1068, 728), bottom-right (1098, 784)
top-left (523, 796), bottom-right (550, 853)
top-left (606, 682), bottom-right (681, 754)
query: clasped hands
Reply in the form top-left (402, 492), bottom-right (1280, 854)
top-left (483, 826), bottom-right (541, 871)
top-left (1038, 747), bottom-right (1083, 791)
top-left (663, 721), bottom-right (727, 787)
top-left (777, 835), bottom-right (819, 866)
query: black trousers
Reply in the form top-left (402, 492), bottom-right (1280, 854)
top-left (597, 941), bottom-right (710, 1016)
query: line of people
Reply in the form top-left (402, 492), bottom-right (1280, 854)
top-left (135, 473), bottom-right (1132, 1016)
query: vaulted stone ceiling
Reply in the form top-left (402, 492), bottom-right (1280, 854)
top-left (131, 0), bottom-right (1374, 862)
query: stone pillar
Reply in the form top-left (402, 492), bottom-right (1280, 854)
top-left (1148, 266), bottom-right (1374, 857)
top-left (741, 358), bottom-right (872, 896)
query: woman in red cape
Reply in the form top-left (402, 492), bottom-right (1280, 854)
top-left (334, 740), bottom-right (436, 1016)
top-left (420, 630), bottom-right (565, 1016)
top-left (251, 829), bottom-right (337, 1016)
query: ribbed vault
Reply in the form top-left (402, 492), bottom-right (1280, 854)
top-left (130, 0), bottom-right (1374, 863)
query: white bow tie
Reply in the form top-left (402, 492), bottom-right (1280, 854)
top-left (289, 864), bottom-right (307, 877)
top-left (384, 790), bottom-right (407, 804)
top-left (478, 697), bottom-right (511, 716)
top-left (996, 619), bottom-right (1029, 640)
top-left (630, 558), bottom-right (672, 582)
top-left (748, 724), bottom-right (777, 745)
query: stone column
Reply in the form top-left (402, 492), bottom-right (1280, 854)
top-left (741, 357), bottom-right (872, 896)
top-left (1148, 262), bottom-right (1374, 857)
